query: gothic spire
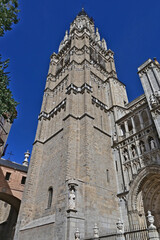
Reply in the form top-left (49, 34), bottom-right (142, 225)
top-left (77, 8), bottom-right (94, 22)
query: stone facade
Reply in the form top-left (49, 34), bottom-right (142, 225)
top-left (14, 9), bottom-right (160, 240)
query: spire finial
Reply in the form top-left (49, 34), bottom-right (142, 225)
top-left (23, 150), bottom-right (30, 167)
top-left (154, 57), bottom-right (159, 65)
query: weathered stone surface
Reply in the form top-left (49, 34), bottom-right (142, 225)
top-left (14, 9), bottom-right (160, 240)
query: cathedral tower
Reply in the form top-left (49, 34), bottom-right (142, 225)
top-left (14, 9), bottom-right (129, 240)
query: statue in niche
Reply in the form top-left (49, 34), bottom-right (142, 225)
top-left (150, 94), bottom-right (157, 108)
top-left (150, 138), bottom-right (156, 149)
top-left (154, 90), bottom-right (160, 101)
top-left (139, 141), bottom-right (146, 153)
top-left (131, 145), bottom-right (137, 158)
top-left (123, 149), bottom-right (129, 161)
top-left (113, 132), bottom-right (117, 142)
top-left (69, 189), bottom-right (76, 210)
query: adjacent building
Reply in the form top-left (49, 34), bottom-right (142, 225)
top-left (0, 152), bottom-right (29, 240)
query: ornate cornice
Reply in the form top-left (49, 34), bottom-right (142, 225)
top-left (92, 96), bottom-right (108, 112)
top-left (66, 83), bottom-right (92, 95)
top-left (38, 99), bottom-right (66, 120)
top-left (90, 72), bottom-right (107, 87)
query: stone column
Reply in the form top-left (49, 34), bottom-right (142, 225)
top-left (138, 112), bottom-right (144, 129)
top-left (124, 121), bottom-right (129, 137)
top-left (146, 109), bottom-right (152, 125)
top-left (135, 140), bottom-right (141, 156)
top-left (131, 117), bottom-right (136, 134)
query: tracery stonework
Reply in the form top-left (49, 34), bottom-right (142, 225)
top-left (14, 9), bottom-right (160, 240)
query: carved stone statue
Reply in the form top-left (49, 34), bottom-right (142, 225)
top-left (150, 94), bottom-right (157, 108)
top-left (95, 28), bottom-right (100, 42)
top-left (113, 132), bottom-right (117, 142)
top-left (150, 138), bottom-right (156, 149)
top-left (147, 211), bottom-right (156, 229)
top-left (77, 20), bottom-right (83, 30)
top-left (64, 30), bottom-right (69, 42)
top-left (69, 189), bottom-right (76, 209)
top-left (139, 141), bottom-right (146, 153)
top-left (102, 38), bottom-right (107, 50)
top-left (93, 223), bottom-right (99, 239)
top-left (123, 149), bottom-right (129, 161)
top-left (75, 228), bottom-right (80, 240)
top-left (154, 90), bottom-right (160, 101)
top-left (116, 219), bottom-right (124, 234)
top-left (131, 146), bottom-right (137, 158)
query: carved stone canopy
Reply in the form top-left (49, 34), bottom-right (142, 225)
top-left (67, 179), bottom-right (78, 190)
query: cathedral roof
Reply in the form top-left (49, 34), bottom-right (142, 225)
top-left (0, 158), bottom-right (28, 172)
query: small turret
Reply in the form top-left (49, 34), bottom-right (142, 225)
top-left (23, 150), bottom-right (30, 167)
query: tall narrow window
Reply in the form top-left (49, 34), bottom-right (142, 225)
top-left (101, 116), bottom-right (103, 129)
top-left (21, 176), bottom-right (26, 185)
top-left (5, 172), bottom-right (11, 181)
top-left (106, 169), bottom-right (110, 183)
top-left (47, 187), bottom-right (53, 209)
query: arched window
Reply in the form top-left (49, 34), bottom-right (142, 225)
top-left (47, 187), bottom-right (53, 209)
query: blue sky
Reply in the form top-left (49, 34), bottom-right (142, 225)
top-left (1, 0), bottom-right (160, 164)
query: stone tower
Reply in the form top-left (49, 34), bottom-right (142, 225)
top-left (14, 9), bottom-right (128, 240)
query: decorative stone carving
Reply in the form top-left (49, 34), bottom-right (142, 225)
top-left (116, 219), bottom-right (124, 234)
top-left (64, 30), bottom-right (69, 42)
top-left (113, 132), bottom-right (118, 143)
top-left (131, 145), bottom-right (137, 158)
top-left (38, 99), bottom-right (66, 120)
top-left (23, 150), bottom-right (30, 167)
top-left (75, 228), bottom-right (80, 240)
top-left (67, 179), bottom-right (78, 212)
top-left (77, 19), bottom-right (84, 30)
top-left (69, 189), bottom-right (76, 210)
top-left (139, 141), bottom-right (146, 154)
top-left (93, 223), bottom-right (99, 239)
top-left (90, 72), bottom-right (107, 87)
top-left (150, 94), bottom-right (158, 108)
top-left (154, 90), bottom-right (160, 101)
top-left (150, 138), bottom-right (156, 149)
top-left (147, 211), bottom-right (156, 229)
top-left (95, 28), bottom-right (100, 42)
top-left (92, 96), bottom-right (108, 112)
top-left (122, 149), bottom-right (129, 161)
top-left (66, 83), bottom-right (92, 95)
top-left (47, 73), bottom-right (55, 82)
top-left (101, 38), bottom-right (107, 50)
